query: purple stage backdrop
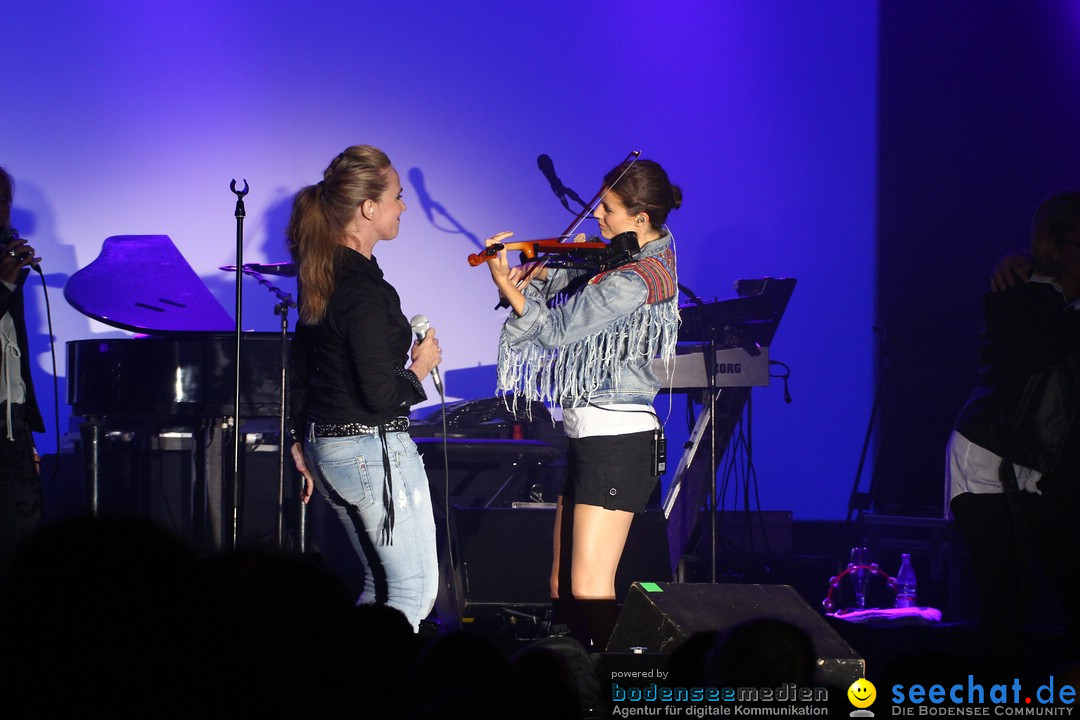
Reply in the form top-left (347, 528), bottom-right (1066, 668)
top-left (3, 1), bottom-right (877, 520)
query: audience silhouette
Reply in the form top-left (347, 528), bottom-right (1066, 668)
top-left (0, 513), bottom-right (882, 717)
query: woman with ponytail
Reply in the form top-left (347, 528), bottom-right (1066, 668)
top-left (287, 145), bottom-right (442, 632)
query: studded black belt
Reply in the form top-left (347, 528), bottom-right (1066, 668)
top-left (309, 417), bottom-right (410, 437)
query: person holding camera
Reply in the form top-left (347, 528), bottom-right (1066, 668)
top-left (0, 165), bottom-right (44, 576)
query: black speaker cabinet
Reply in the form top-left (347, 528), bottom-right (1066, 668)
top-left (607, 582), bottom-right (864, 688)
top-left (451, 507), bottom-right (672, 614)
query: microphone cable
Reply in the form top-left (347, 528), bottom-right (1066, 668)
top-left (410, 314), bottom-right (461, 630)
top-left (433, 384), bottom-right (464, 630)
top-left (28, 264), bottom-right (61, 484)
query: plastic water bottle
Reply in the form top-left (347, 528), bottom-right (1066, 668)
top-left (895, 553), bottom-right (917, 608)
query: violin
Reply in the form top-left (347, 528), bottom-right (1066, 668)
top-left (466, 235), bottom-right (609, 267)
top-left (471, 150), bottom-right (642, 308)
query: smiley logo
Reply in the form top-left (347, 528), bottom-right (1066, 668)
top-left (848, 678), bottom-right (876, 708)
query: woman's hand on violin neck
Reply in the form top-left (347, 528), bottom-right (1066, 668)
top-left (409, 327), bottom-right (442, 381)
top-left (485, 231), bottom-right (514, 248)
top-left (484, 231), bottom-right (515, 287)
top-left (484, 230), bottom-right (528, 315)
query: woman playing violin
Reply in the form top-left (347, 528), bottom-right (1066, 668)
top-left (483, 158), bottom-right (682, 652)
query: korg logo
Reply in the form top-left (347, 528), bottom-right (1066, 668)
top-left (717, 363), bottom-right (742, 374)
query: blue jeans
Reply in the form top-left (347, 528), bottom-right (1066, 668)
top-left (304, 430), bottom-right (438, 631)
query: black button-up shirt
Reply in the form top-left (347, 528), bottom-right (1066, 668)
top-left (289, 247), bottom-right (425, 437)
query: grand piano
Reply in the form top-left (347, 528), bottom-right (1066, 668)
top-left (65, 235), bottom-right (294, 551)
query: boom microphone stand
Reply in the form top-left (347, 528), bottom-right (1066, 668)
top-left (226, 265), bottom-right (298, 550)
top-left (228, 179), bottom-right (249, 551)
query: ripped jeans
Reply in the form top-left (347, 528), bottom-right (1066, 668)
top-left (305, 430), bottom-right (438, 631)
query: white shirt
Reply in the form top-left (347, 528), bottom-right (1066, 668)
top-left (562, 403), bottom-right (658, 439)
top-left (1, 278), bottom-right (26, 441)
top-left (944, 430), bottom-right (1042, 519)
top-left (0, 278), bottom-right (26, 406)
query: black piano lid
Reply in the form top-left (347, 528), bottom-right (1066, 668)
top-left (64, 235), bottom-right (234, 334)
top-left (677, 277), bottom-right (796, 348)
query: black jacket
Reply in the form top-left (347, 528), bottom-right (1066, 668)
top-left (289, 248), bottom-right (425, 437)
top-left (954, 279), bottom-right (1080, 475)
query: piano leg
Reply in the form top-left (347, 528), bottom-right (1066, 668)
top-left (79, 420), bottom-right (101, 516)
top-left (193, 419), bottom-right (228, 554)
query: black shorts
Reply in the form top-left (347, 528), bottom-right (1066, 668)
top-left (562, 430), bottom-right (658, 513)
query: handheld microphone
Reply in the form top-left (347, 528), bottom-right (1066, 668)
top-left (409, 314), bottom-right (444, 396)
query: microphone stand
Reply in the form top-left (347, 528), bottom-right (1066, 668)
top-left (701, 339), bottom-right (718, 583)
top-left (844, 326), bottom-right (894, 550)
top-left (278, 298), bottom-right (304, 553)
top-left (238, 267), bottom-right (298, 551)
top-left (228, 179), bottom-right (249, 551)
top-left (681, 284), bottom-right (720, 583)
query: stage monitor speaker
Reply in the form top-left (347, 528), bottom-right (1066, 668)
top-left (607, 582), bottom-right (863, 688)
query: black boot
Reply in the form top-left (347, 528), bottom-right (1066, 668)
top-left (550, 597), bottom-right (582, 642)
top-left (577, 599), bottom-right (620, 652)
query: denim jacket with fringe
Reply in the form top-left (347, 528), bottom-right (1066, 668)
top-left (497, 231), bottom-right (679, 410)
